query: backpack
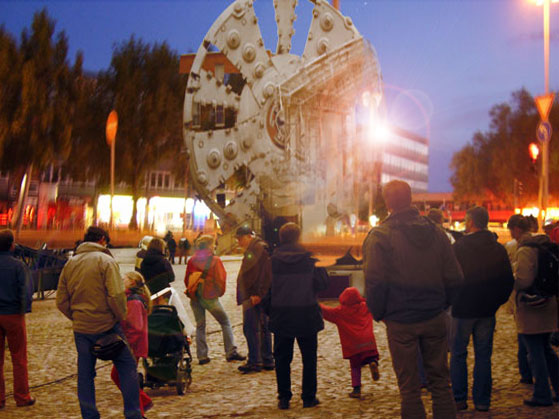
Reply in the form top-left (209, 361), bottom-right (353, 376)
top-left (519, 240), bottom-right (559, 297)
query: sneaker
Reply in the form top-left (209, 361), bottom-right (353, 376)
top-left (16, 397), bottom-right (36, 407)
top-left (278, 399), bottom-right (290, 410)
top-left (226, 351), bottom-right (246, 362)
top-left (523, 398), bottom-right (552, 407)
top-left (303, 398), bottom-right (320, 408)
top-left (369, 361), bottom-right (380, 381)
top-left (198, 358), bottom-right (211, 365)
top-left (349, 387), bottom-right (361, 399)
top-left (262, 363), bottom-right (275, 371)
top-left (238, 363), bottom-right (261, 374)
top-left (475, 405), bottom-right (489, 412)
top-left (455, 400), bottom-right (467, 411)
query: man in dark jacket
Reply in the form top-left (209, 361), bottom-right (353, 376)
top-left (0, 229), bottom-right (35, 409)
top-left (164, 231), bottom-right (177, 264)
top-left (450, 206), bottom-right (514, 412)
top-left (265, 222), bottom-right (329, 410)
top-left (364, 180), bottom-right (463, 419)
top-left (235, 226), bottom-right (274, 373)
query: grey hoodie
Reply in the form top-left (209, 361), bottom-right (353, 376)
top-left (57, 242), bottom-right (127, 334)
top-left (363, 207), bottom-right (463, 323)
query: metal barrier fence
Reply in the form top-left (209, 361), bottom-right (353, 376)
top-left (14, 244), bottom-right (69, 299)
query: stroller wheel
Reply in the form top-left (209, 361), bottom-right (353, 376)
top-left (176, 368), bottom-right (187, 395)
top-left (185, 370), bottom-right (192, 390)
top-left (176, 355), bottom-right (191, 395)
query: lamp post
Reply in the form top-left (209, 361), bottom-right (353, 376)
top-left (532, 0), bottom-right (558, 224)
top-left (106, 110), bottom-right (118, 230)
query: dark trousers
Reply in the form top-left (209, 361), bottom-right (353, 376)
top-left (273, 334), bottom-right (317, 402)
top-left (385, 312), bottom-right (456, 419)
top-left (243, 305), bottom-right (273, 366)
top-left (520, 333), bottom-right (559, 404)
top-left (517, 333), bottom-right (532, 381)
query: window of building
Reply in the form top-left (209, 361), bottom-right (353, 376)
top-left (164, 174), bottom-right (170, 189)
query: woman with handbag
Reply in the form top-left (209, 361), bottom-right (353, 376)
top-left (185, 235), bottom-right (245, 365)
top-left (110, 271), bottom-right (154, 416)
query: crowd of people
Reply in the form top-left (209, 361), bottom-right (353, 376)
top-left (0, 179), bottom-right (558, 418)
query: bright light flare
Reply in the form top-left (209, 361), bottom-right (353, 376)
top-left (529, 142), bottom-right (540, 162)
top-left (367, 111), bottom-right (390, 143)
top-left (530, 0), bottom-right (559, 5)
top-left (369, 214), bottom-right (379, 227)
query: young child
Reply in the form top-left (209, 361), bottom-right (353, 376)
top-left (110, 271), bottom-right (153, 416)
top-left (320, 287), bottom-right (380, 399)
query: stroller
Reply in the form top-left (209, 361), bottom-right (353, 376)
top-left (140, 305), bottom-right (192, 395)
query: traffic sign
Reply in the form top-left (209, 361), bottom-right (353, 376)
top-left (106, 110), bottom-right (118, 146)
top-left (535, 93), bottom-right (554, 122)
top-left (537, 121), bottom-right (552, 143)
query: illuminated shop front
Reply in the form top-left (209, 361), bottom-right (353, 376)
top-left (96, 195), bottom-right (213, 234)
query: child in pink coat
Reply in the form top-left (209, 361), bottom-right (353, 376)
top-left (111, 271), bottom-right (153, 415)
top-left (320, 287), bottom-right (380, 399)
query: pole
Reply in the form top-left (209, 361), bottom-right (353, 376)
top-left (539, 0), bottom-right (550, 227)
top-left (110, 139), bottom-right (115, 230)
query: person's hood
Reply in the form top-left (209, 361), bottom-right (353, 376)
top-left (191, 249), bottom-right (213, 263)
top-left (339, 287), bottom-right (364, 306)
top-left (248, 236), bottom-right (269, 252)
top-left (142, 248), bottom-right (164, 265)
top-left (75, 241), bottom-right (111, 256)
top-left (520, 233), bottom-right (550, 247)
top-left (461, 229), bottom-right (498, 249)
top-left (272, 243), bottom-right (313, 265)
top-left (385, 207), bottom-right (436, 248)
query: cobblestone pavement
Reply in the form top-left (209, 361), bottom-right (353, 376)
top-left (2, 249), bottom-right (558, 418)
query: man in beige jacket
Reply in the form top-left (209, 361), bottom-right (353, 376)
top-left (508, 215), bottom-right (559, 408)
top-left (57, 226), bottom-right (141, 419)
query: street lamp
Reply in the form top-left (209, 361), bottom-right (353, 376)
top-left (531, 0), bottom-right (558, 224)
top-left (106, 110), bottom-right (118, 230)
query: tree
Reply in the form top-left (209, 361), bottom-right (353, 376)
top-left (450, 88), bottom-right (558, 207)
top-left (0, 10), bottom-right (82, 233)
top-left (64, 72), bottom-right (114, 223)
top-left (0, 27), bottom-right (21, 164)
top-left (106, 37), bottom-right (186, 229)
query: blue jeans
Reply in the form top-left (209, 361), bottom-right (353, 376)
top-left (450, 316), bottom-right (495, 408)
top-left (520, 333), bottom-right (559, 404)
top-left (74, 324), bottom-right (141, 419)
top-left (190, 297), bottom-right (237, 360)
top-left (243, 304), bottom-right (273, 366)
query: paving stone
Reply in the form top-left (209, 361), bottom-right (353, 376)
top-left (2, 254), bottom-right (558, 418)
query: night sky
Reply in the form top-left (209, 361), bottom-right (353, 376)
top-left (1, 0), bottom-right (558, 192)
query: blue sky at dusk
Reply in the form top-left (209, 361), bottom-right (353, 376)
top-left (1, 0), bottom-right (558, 192)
